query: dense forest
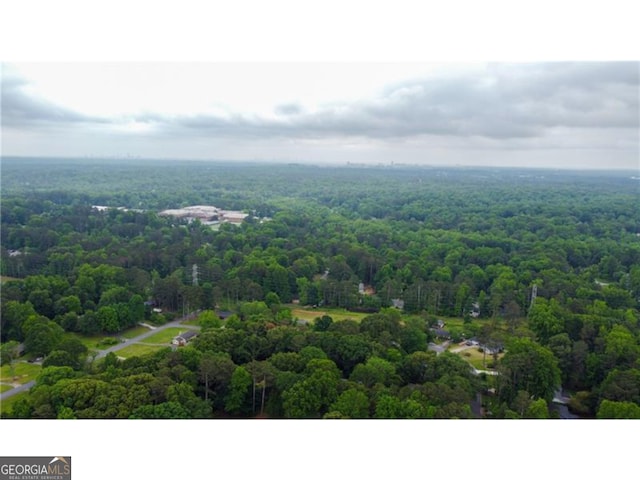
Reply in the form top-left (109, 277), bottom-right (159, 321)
top-left (1, 157), bottom-right (639, 419)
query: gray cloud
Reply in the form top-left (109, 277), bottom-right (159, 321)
top-left (357, 62), bottom-right (639, 138)
top-left (1, 71), bottom-right (110, 128)
top-left (3, 62), bottom-right (638, 167)
top-left (274, 103), bottom-right (304, 116)
top-left (134, 62), bottom-right (638, 143)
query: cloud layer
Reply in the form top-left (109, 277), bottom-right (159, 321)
top-left (120, 62), bottom-right (639, 141)
top-left (2, 62), bottom-right (638, 167)
top-left (1, 72), bottom-right (109, 127)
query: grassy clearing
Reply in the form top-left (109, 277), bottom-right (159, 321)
top-left (0, 362), bottom-right (41, 385)
top-left (67, 332), bottom-right (118, 350)
top-left (180, 317), bottom-right (201, 326)
top-left (455, 347), bottom-right (503, 370)
top-left (289, 306), bottom-right (369, 323)
top-left (430, 316), bottom-right (486, 333)
top-left (120, 326), bottom-right (152, 339)
top-left (115, 344), bottom-right (167, 359)
top-left (437, 317), bottom-right (469, 329)
top-left (139, 327), bottom-right (185, 344)
top-left (0, 276), bottom-right (20, 283)
top-left (0, 384), bottom-right (13, 393)
top-left (0, 391), bottom-right (28, 415)
top-left (69, 325), bottom-right (151, 349)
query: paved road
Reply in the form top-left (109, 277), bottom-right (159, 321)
top-left (0, 315), bottom-right (200, 403)
top-left (0, 380), bottom-right (35, 401)
top-left (95, 316), bottom-right (199, 360)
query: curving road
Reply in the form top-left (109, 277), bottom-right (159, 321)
top-left (0, 315), bottom-right (200, 403)
top-left (0, 380), bottom-right (35, 401)
top-left (94, 316), bottom-right (199, 360)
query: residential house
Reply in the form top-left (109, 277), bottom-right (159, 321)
top-left (216, 310), bottom-right (234, 320)
top-left (391, 299), bottom-right (405, 310)
top-left (172, 330), bottom-right (199, 346)
top-left (433, 328), bottom-right (451, 339)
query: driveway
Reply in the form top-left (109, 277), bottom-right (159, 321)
top-left (0, 379), bottom-right (35, 401)
top-left (0, 315), bottom-right (201, 403)
top-left (95, 317), bottom-right (200, 359)
top-left (427, 341), bottom-right (450, 355)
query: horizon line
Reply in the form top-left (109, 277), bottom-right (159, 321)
top-left (2, 155), bottom-right (638, 173)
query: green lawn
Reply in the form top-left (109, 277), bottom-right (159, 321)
top-left (0, 362), bottom-right (41, 385)
top-left (69, 325), bottom-right (154, 350)
top-left (0, 391), bottom-right (28, 416)
top-left (456, 347), bottom-right (503, 370)
top-left (116, 344), bottom-right (168, 359)
top-left (0, 384), bottom-right (13, 393)
top-left (288, 308), bottom-right (489, 329)
top-left (0, 275), bottom-right (20, 283)
top-left (289, 307), bottom-right (491, 331)
top-left (67, 332), bottom-right (118, 350)
top-left (430, 316), bottom-right (486, 333)
top-left (139, 327), bottom-right (186, 344)
top-left (120, 326), bottom-right (153, 339)
top-left (289, 306), bottom-right (369, 323)
top-left (436, 317), bottom-right (469, 329)
top-left (180, 317), bottom-right (201, 326)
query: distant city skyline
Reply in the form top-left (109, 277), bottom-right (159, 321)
top-left (2, 62), bottom-right (638, 169)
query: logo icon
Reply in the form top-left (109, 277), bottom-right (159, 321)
top-left (0, 456), bottom-right (71, 479)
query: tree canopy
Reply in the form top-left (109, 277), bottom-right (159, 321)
top-left (2, 159), bottom-right (638, 419)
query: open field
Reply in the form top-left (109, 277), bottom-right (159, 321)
top-left (438, 315), bottom-right (518, 332)
top-left (0, 384), bottom-right (13, 393)
top-left (435, 317), bottom-right (472, 330)
top-left (121, 326), bottom-right (153, 339)
top-left (139, 328), bottom-right (186, 344)
top-left (456, 346), bottom-right (503, 370)
top-left (68, 332), bottom-right (119, 350)
top-left (180, 317), bottom-right (202, 326)
top-left (0, 362), bottom-right (41, 385)
top-left (0, 391), bottom-right (27, 415)
top-left (69, 324), bottom-right (155, 349)
top-left (430, 316), bottom-right (485, 333)
top-left (115, 344), bottom-right (168, 359)
top-left (289, 306), bottom-right (369, 323)
top-left (0, 276), bottom-right (20, 283)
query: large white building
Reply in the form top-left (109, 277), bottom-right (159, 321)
top-left (159, 205), bottom-right (248, 225)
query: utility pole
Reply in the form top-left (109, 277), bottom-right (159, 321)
top-left (192, 264), bottom-right (199, 286)
top-left (529, 284), bottom-right (537, 312)
top-left (252, 377), bottom-right (256, 415)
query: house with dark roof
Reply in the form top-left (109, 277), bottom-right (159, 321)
top-left (172, 330), bottom-right (199, 346)
top-left (432, 328), bottom-right (451, 339)
top-left (216, 310), bottom-right (234, 320)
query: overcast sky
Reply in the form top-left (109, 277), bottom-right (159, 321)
top-left (1, 2), bottom-right (639, 475)
top-left (2, 61), bottom-right (638, 169)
